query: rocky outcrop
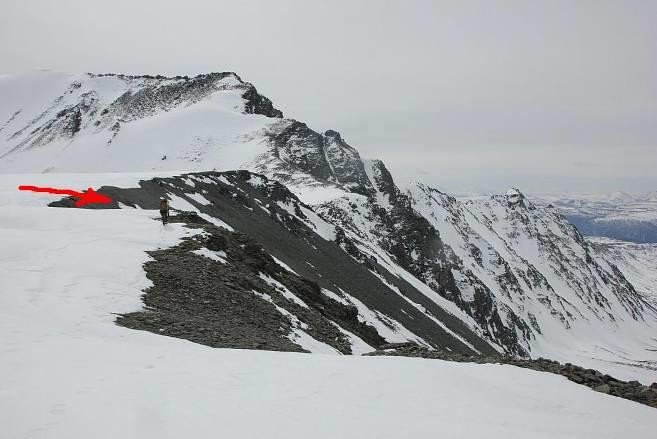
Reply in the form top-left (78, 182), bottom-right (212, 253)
top-left (316, 161), bottom-right (532, 357)
top-left (53, 170), bottom-right (499, 355)
top-left (365, 342), bottom-right (657, 409)
top-left (117, 213), bottom-right (382, 353)
top-left (241, 84), bottom-right (283, 118)
top-left (262, 121), bottom-right (373, 194)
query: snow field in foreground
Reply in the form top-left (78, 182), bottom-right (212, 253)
top-left (1, 174), bottom-right (656, 438)
top-left (4, 339), bottom-right (657, 439)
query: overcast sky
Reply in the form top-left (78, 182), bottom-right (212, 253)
top-left (2, 0), bottom-right (655, 194)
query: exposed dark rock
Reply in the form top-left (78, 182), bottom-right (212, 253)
top-left (241, 85), bottom-right (283, 118)
top-left (318, 162), bottom-right (531, 357)
top-left (264, 122), bottom-right (373, 195)
top-left (364, 343), bottom-right (657, 409)
top-left (51, 170), bottom-right (499, 355)
top-left (116, 217), bottom-right (382, 353)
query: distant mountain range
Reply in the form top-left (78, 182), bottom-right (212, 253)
top-left (531, 192), bottom-right (657, 243)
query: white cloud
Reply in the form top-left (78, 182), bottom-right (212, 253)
top-left (1, 0), bottom-right (655, 193)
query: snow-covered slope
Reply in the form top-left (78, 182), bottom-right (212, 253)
top-left (409, 186), bottom-right (657, 381)
top-left (0, 71), bottom-right (280, 173)
top-left (589, 237), bottom-right (657, 306)
top-left (2, 70), bottom-right (657, 384)
top-left (2, 183), bottom-right (656, 437)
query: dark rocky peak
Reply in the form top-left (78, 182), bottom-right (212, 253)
top-left (321, 129), bottom-right (372, 193)
top-left (241, 84), bottom-right (283, 118)
top-left (268, 121), bottom-right (335, 181)
top-left (104, 72), bottom-right (282, 121)
top-left (266, 122), bottom-right (374, 195)
top-left (489, 188), bottom-right (534, 210)
top-left (366, 160), bottom-right (408, 206)
top-left (86, 71), bottom-right (282, 117)
top-left (87, 71), bottom-right (242, 84)
top-left (504, 188), bottom-right (524, 206)
top-left (324, 129), bottom-right (344, 143)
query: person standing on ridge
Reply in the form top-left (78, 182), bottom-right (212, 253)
top-left (159, 197), bottom-right (170, 224)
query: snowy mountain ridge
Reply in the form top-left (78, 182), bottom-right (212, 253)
top-left (589, 237), bottom-right (657, 307)
top-left (0, 71), bottom-right (281, 173)
top-left (408, 185), bottom-right (656, 368)
top-left (1, 70), bottom-right (656, 383)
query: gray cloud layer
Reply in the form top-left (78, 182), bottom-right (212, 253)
top-left (2, 0), bottom-right (655, 194)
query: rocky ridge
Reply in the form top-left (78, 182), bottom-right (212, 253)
top-left (365, 342), bottom-right (657, 409)
top-left (1, 71), bottom-right (281, 158)
top-left (52, 170), bottom-right (498, 356)
top-left (117, 212), bottom-right (383, 353)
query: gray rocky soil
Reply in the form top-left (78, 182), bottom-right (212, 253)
top-left (52, 170), bottom-right (496, 355)
top-left (365, 342), bottom-right (657, 409)
top-left (115, 212), bottom-right (383, 353)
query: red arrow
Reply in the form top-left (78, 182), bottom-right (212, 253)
top-left (18, 185), bottom-right (113, 207)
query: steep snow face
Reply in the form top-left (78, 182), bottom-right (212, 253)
top-left (315, 160), bottom-right (504, 354)
top-left (410, 184), bottom-right (657, 380)
top-left (589, 238), bottom-right (657, 307)
top-left (0, 71), bottom-right (282, 173)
